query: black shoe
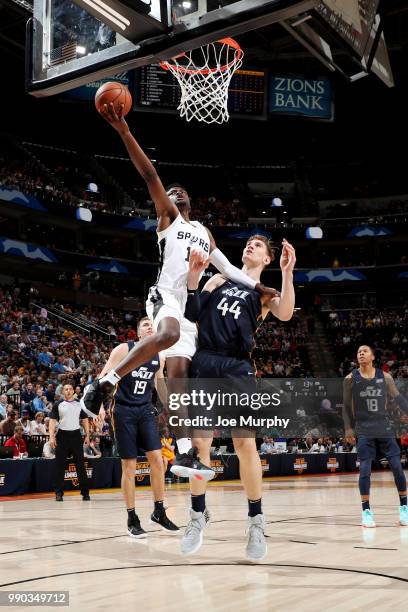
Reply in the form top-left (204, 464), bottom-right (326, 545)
top-left (80, 379), bottom-right (114, 416)
top-left (150, 511), bottom-right (180, 533)
top-left (82, 493), bottom-right (91, 501)
top-left (170, 447), bottom-right (215, 481)
top-left (127, 516), bottom-right (147, 539)
top-left (55, 492), bottom-right (63, 502)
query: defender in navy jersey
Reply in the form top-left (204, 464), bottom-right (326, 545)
top-left (343, 345), bottom-right (408, 528)
top-left (98, 317), bottom-right (179, 538)
top-left (178, 235), bottom-right (296, 561)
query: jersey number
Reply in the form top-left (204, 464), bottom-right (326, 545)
top-left (133, 380), bottom-right (147, 395)
top-left (366, 398), bottom-right (378, 412)
top-left (217, 297), bottom-right (241, 319)
top-left (185, 247), bottom-right (191, 262)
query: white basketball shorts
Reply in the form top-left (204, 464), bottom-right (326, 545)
top-left (146, 286), bottom-right (197, 360)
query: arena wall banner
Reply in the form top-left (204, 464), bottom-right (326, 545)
top-left (0, 187), bottom-right (47, 211)
top-left (269, 76), bottom-right (333, 120)
top-left (0, 460), bottom-right (33, 495)
top-left (0, 237), bottom-right (58, 263)
top-left (294, 269), bottom-right (367, 282)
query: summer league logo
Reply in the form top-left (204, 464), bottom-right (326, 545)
top-left (261, 459), bottom-right (269, 474)
top-left (64, 462), bottom-right (93, 486)
top-left (327, 457), bottom-right (339, 473)
top-left (0, 473), bottom-right (5, 486)
top-left (210, 459), bottom-right (224, 479)
top-left (135, 461), bottom-right (150, 483)
top-left (294, 458), bottom-right (308, 474)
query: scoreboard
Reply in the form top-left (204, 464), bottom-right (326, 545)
top-left (134, 65), bottom-right (266, 119)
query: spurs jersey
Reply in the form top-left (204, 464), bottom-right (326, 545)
top-left (155, 214), bottom-right (210, 295)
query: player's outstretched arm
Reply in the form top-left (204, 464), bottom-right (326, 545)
top-left (342, 374), bottom-right (355, 439)
top-left (98, 103), bottom-right (178, 226)
top-left (266, 239), bottom-right (296, 321)
top-left (384, 372), bottom-right (408, 414)
top-left (184, 250), bottom-right (221, 323)
top-left (205, 228), bottom-right (280, 297)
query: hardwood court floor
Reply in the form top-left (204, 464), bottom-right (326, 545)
top-left (1, 472), bottom-right (407, 612)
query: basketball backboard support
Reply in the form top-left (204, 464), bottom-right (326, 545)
top-left (26, 0), bottom-right (394, 97)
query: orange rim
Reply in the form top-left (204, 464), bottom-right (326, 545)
top-left (160, 38), bottom-right (243, 76)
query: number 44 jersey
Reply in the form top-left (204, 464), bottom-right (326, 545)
top-left (114, 342), bottom-right (160, 407)
top-left (198, 280), bottom-right (262, 357)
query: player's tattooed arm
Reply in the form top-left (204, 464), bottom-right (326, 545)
top-left (384, 372), bottom-right (408, 414)
top-left (342, 374), bottom-right (355, 439)
top-left (98, 102), bottom-right (178, 227)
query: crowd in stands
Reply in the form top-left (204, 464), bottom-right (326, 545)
top-left (324, 309), bottom-right (408, 380)
top-left (0, 284), bottom-right (146, 444)
top-left (254, 314), bottom-right (311, 378)
top-left (0, 159), bottom-right (76, 209)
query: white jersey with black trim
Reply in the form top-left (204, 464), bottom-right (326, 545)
top-left (154, 214), bottom-right (210, 295)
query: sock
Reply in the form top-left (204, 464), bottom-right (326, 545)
top-left (362, 500), bottom-right (370, 511)
top-left (191, 494), bottom-right (206, 514)
top-left (127, 508), bottom-right (137, 523)
top-left (154, 500), bottom-right (164, 515)
top-left (177, 437), bottom-right (192, 455)
top-left (248, 498), bottom-right (262, 517)
top-left (100, 370), bottom-right (121, 386)
top-left (399, 494), bottom-right (407, 507)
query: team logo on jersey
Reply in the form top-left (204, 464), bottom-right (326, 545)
top-left (327, 458), bottom-right (339, 472)
top-left (152, 361), bottom-right (159, 365)
top-left (210, 459), bottom-right (224, 478)
top-left (64, 462), bottom-right (93, 486)
top-left (0, 473), bottom-right (5, 486)
top-left (294, 457), bottom-right (308, 474)
top-left (261, 458), bottom-right (269, 474)
top-left (223, 287), bottom-right (250, 299)
top-left (176, 231), bottom-right (210, 253)
top-left (135, 461), bottom-right (150, 483)
top-left (360, 386), bottom-right (382, 397)
top-left (132, 367), bottom-right (154, 380)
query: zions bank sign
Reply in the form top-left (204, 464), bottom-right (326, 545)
top-left (269, 76), bottom-right (333, 120)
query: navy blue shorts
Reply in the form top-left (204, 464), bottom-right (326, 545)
top-left (357, 436), bottom-right (401, 461)
top-left (189, 350), bottom-right (257, 430)
top-left (112, 402), bottom-right (161, 459)
top-left (191, 349), bottom-right (256, 380)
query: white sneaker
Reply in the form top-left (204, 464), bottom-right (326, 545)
top-left (246, 514), bottom-right (267, 561)
top-left (181, 509), bottom-right (208, 556)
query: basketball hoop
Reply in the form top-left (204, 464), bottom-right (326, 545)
top-left (160, 38), bottom-right (244, 124)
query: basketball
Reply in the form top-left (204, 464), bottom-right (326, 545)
top-left (95, 82), bottom-right (132, 116)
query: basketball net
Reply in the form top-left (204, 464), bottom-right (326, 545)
top-left (160, 38), bottom-right (244, 124)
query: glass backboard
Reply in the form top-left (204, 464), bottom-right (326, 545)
top-left (26, 0), bottom-right (393, 97)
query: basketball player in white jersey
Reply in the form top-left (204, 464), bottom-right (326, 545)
top-left (82, 102), bottom-right (279, 478)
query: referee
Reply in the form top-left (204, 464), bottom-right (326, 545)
top-left (49, 382), bottom-right (91, 502)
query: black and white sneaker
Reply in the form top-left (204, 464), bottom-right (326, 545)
top-left (80, 379), bottom-right (114, 416)
top-left (127, 516), bottom-right (147, 539)
top-left (170, 448), bottom-right (215, 481)
top-left (150, 511), bottom-right (180, 534)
